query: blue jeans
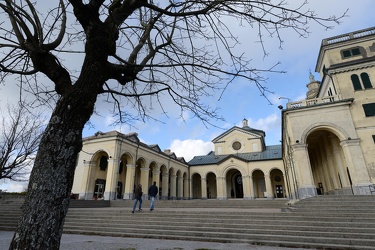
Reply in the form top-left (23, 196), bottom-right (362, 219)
top-left (132, 198), bottom-right (142, 211)
top-left (150, 196), bottom-right (155, 210)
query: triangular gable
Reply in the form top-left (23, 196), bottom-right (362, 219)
top-left (149, 144), bottom-right (162, 153)
top-left (212, 126), bottom-right (263, 143)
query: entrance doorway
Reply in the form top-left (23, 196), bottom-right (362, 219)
top-left (94, 179), bottom-right (106, 199)
top-left (226, 169), bottom-right (243, 199)
top-left (275, 185), bottom-right (283, 198)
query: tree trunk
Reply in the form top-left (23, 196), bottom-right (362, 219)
top-left (9, 85), bottom-right (97, 249)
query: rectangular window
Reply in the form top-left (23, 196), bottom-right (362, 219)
top-left (363, 103), bottom-right (375, 117)
top-left (352, 48), bottom-right (361, 56)
top-left (373, 135), bottom-right (375, 143)
top-left (343, 50), bottom-right (352, 58)
top-left (342, 47), bottom-right (362, 58)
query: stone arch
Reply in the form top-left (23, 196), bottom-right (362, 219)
top-left (159, 165), bottom-right (168, 199)
top-left (134, 157), bottom-right (146, 188)
top-left (252, 169), bottom-right (266, 198)
top-left (206, 172), bottom-right (217, 199)
top-left (191, 173), bottom-right (202, 199)
top-left (148, 161), bottom-right (158, 188)
top-left (300, 122), bottom-right (350, 144)
top-left (89, 150), bottom-right (109, 199)
top-left (223, 166), bottom-right (244, 199)
top-left (116, 152), bottom-right (133, 199)
top-left (306, 129), bottom-right (350, 195)
top-left (270, 168), bottom-right (286, 198)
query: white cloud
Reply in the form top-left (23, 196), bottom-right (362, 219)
top-left (245, 114), bottom-right (280, 131)
top-left (0, 179), bottom-right (28, 193)
top-left (170, 139), bottom-right (213, 161)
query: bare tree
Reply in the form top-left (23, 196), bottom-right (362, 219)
top-left (0, 0), bottom-right (345, 249)
top-left (0, 102), bottom-right (44, 182)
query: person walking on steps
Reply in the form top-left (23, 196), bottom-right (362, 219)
top-left (132, 184), bottom-right (142, 213)
top-left (148, 181), bottom-right (158, 211)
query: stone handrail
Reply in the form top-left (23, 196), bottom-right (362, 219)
top-left (286, 95), bottom-right (340, 109)
top-left (322, 27), bottom-right (375, 45)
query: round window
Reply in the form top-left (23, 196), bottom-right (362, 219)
top-left (232, 141), bottom-right (241, 150)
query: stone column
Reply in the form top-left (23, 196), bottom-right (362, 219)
top-left (216, 177), bottom-right (226, 200)
top-left (140, 167), bottom-right (150, 199)
top-left (242, 175), bottom-right (252, 200)
top-left (340, 139), bottom-right (371, 194)
top-left (123, 164), bottom-right (135, 199)
top-left (153, 170), bottom-right (161, 199)
top-left (201, 178), bottom-right (207, 199)
top-left (169, 174), bottom-right (177, 200)
top-left (292, 143), bottom-right (317, 199)
top-left (177, 176), bottom-right (184, 200)
top-left (161, 173), bottom-right (169, 200)
top-left (104, 158), bottom-right (119, 200)
top-left (183, 177), bottom-right (189, 199)
top-left (281, 174), bottom-right (288, 198)
top-left (264, 174), bottom-right (274, 199)
top-left (332, 141), bottom-right (350, 193)
top-left (79, 160), bottom-right (95, 200)
top-left (249, 175), bottom-right (254, 199)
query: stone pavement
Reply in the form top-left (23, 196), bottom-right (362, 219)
top-left (1, 231), bottom-right (315, 250)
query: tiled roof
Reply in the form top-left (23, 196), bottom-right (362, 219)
top-left (188, 145), bottom-right (282, 166)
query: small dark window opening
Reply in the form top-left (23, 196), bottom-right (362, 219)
top-left (343, 50), bottom-right (352, 58)
top-left (352, 48), bottom-right (361, 56)
top-left (99, 156), bottom-right (108, 171)
top-left (372, 135), bottom-right (375, 144)
top-left (361, 73), bottom-right (373, 89)
top-left (363, 103), bottom-right (375, 117)
top-left (351, 74), bottom-right (362, 91)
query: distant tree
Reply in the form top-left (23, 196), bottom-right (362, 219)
top-left (0, 102), bottom-right (44, 182)
top-left (0, 0), bottom-right (345, 249)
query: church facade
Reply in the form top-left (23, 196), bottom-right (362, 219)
top-left (72, 27), bottom-right (375, 201)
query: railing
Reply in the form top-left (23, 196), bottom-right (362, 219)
top-left (286, 95), bottom-right (340, 109)
top-left (322, 27), bottom-right (375, 45)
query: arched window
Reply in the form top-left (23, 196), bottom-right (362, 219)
top-left (351, 74), bottom-right (362, 90)
top-left (360, 72), bottom-right (373, 89)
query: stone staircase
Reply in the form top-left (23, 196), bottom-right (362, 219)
top-left (1, 196), bottom-right (375, 249)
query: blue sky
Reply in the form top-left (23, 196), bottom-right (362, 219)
top-left (84, 1), bottom-right (375, 160)
top-left (1, 1), bottom-right (375, 192)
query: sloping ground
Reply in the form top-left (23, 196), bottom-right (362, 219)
top-left (1, 196), bottom-right (375, 249)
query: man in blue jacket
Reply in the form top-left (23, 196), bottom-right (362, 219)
top-left (148, 181), bottom-right (158, 211)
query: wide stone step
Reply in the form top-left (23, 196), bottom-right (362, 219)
top-left (2, 196), bottom-right (375, 250)
top-left (62, 227), bottom-right (375, 249)
top-left (110, 199), bottom-right (289, 208)
top-left (64, 218), bottom-right (375, 234)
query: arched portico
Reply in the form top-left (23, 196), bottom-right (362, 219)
top-left (191, 173), bottom-right (202, 199)
top-left (79, 150), bottom-right (109, 200)
top-left (307, 130), bottom-right (351, 195)
top-left (252, 169), bottom-right (265, 198)
top-left (270, 168), bottom-right (286, 198)
top-left (206, 172), bottom-right (217, 199)
top-left (289, 123), bottom-right (372, 199)
top-left (226, 169), bottom-right (243, 199)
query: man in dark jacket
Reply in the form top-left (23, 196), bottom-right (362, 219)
top-left (132, 184), bottom-right (142, 213)
top-left (148, 181), bottom-right (158, 211)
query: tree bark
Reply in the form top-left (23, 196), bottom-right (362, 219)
top-left (9, 6), bottom-right (113, 247)
top-left (9, 69), bottom-right (101, 250)
top-left (9, 95), bottom-right (95, 249)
